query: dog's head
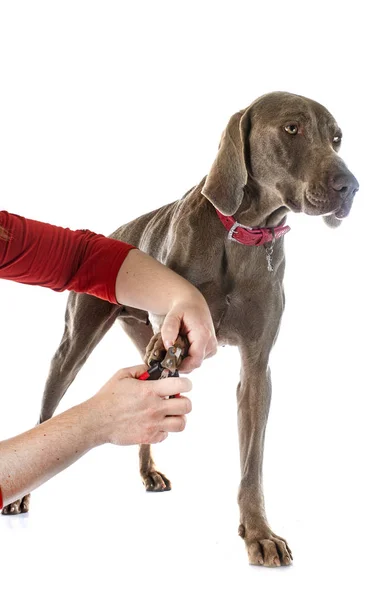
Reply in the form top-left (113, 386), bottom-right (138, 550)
top-left (202, 92), bottom-right (359, 227)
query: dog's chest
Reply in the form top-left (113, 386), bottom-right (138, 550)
top-left (198, 266), bottom-right (285, 347)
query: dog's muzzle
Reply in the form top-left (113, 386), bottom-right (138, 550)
top-left (329, 171), bottom-right (359, 219)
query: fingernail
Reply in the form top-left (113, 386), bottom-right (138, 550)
top-left (164, 340), bottom-right (173, 349)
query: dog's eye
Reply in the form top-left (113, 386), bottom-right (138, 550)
top-left (333, 134), bottom-right (342, 145)
top-left (284, 124), bottom-right (299, 135)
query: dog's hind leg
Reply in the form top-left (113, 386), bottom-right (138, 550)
top-left (118, 316), bottom-right (172, 492)
top-left (2, 293), bottom-right (121, 515)
top-left (39, 292), bottom-right (122, 423)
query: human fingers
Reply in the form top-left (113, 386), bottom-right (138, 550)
top-left (150, 431), bottom-right (169, 444)
top-left (116, 364), bottom-right (149, 379)
top-left (178, 328), bottom-right (212, 372)
top-left (160, 396), bottom-right (192, 417)
top-left (160, 415), bottom-right (187, 433)
top-left (151, 376), bottom-right (192, 397)
top-left (161, 312), bottom-right (181, 349)
top-left (204, 335), bottom-right (218, 359)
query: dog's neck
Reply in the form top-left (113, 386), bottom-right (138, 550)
top-left (233, 181), bottom-right (289, 228)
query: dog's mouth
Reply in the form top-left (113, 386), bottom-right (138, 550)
top-left (304, 191), bottom-right (333, 215)
top-left (333, 197), bottom-right (354, 219)
top-left (321, 202), bottom-right (352, 229)
top-left (285, 184), bottom-right (357, 219)
top-left (286, 194), bottom-right (330, 216)
top-left (285, 198), bottom-right (302, 213)
top-left (304, 191), bottom-right (354, 220)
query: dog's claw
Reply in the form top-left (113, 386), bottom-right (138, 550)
top-left (142, 470), bottom-right (171, 492)
top-left (241, 523), bottom-right (293, 567)
top-left (144, 333), bottom-right (189, 369)
top-left (1, 495), bottom-right (30, 516)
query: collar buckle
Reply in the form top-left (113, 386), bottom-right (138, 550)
top-left (227, 220), bottom-right (252, 243)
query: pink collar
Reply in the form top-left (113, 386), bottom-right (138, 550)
top-left (215, 208), bottom-right (290, 246)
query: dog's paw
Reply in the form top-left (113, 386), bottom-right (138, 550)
top-left (239, 523), bottom-right (293, 567)
top-left (1, 494), bottom-right (30, 515)
top-left (144, 333), bottom-right (167, 366)
top-left (142, 470), bottom-right (171, 492)
top-left (144, 333), bottom-right (189, 367)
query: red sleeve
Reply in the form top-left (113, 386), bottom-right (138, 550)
top-left (0, 211), bottom-right (136, 304)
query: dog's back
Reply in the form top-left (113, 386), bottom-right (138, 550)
top-left (4, 92), bottom-right (358, 570)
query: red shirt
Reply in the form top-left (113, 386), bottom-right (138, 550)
top-left (0, 211), bottom-right (135, 304)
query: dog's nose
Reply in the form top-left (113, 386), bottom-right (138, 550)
top-left (330, 172), bottom-right (359, 199)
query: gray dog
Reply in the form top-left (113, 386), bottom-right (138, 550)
top-left (3, 91), bottom-right (359, 567)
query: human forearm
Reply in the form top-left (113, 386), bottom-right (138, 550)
top-left (0, 366), bottom-right (192, 509)
top-left (0, 402), bottom-right (97, 506)
top-left (115, 250), bottom-right (217, 370)
top-left (115, 249), bottom-right (201, 314)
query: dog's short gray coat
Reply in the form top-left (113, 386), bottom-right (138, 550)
top-left (4, 91), bottom-right (359, 566)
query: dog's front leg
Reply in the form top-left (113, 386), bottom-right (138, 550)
top-left (139, 314), bottom-right (189, 492)
top-left (237, 351), bottom-right (292, 567)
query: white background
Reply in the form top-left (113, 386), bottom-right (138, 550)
top-left (0, 1), bottom-right (381, 598)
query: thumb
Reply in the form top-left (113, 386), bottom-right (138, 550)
top-left (118, 364), bottom-right (149, 379)
top-left (161, 311), bottom-right (181, 349)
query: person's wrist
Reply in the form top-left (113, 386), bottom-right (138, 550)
top-left (75, 397), bottom-right (108, 449)
top-left (170, 286), bottom-right (206, 313)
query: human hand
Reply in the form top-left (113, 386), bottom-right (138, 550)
top-left (115, 249), bottom-right (217, 372)
top-left (87, 365), bottom-right (192, 446)
top-left (160, 291), bottom-right (217, 373)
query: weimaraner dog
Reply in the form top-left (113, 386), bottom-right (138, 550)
top-left (3, 92), bottom-right (359, 567)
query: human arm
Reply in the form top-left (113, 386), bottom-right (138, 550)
top-left (0, 365), bottom-right (191, 508)
top-left (115, 249), bottom-right (217, 372)
top-left (0, 211), bottom-right (217, 372)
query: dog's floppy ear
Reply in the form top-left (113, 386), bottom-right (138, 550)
top-left (202, 108), bottom-right (251, 216)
